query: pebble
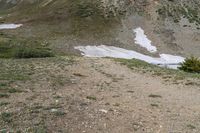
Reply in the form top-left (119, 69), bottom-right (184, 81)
top-left (99, 109), bottom-right (108, 113)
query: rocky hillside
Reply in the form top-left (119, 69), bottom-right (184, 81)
top-left (0, 0), bottom-right (199, 57)
top-left (1, 0), bottom-right (200, 133)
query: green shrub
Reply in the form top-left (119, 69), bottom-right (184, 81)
top-left (179, 56), bottom-right (200, 73)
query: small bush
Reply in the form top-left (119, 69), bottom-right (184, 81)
top-left (179, 56), bottom-right (200, 73)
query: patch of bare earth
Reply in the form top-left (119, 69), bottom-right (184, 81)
top-left (0, 57), bottom-right (200, 132)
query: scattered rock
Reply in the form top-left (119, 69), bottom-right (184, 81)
top-left (99, 109), bottom-right (108, 113)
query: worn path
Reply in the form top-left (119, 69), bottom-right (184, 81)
top-left (0, 57), bottom-right (200, 133)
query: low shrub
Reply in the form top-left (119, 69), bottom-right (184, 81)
top-left (179, 56), bottom-right (200, 73)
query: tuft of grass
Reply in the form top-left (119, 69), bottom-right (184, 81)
top-left (151, 103), bottom-right (159, 107)
top-left (0, 93), bottom-right (9, 98)
top-left (31, 126), bottom-right (48, 133)
top-left (187, 124), bottom-right (196, 130)
top-left (53, 96), bottom-right (62, 99)
top-left (0, 83), bottom-right (7, 87)
top-left (0, 102), bottom-right (9, 107)
top-left (43, 105), bottom-right (62, 111)
top-left (54, 111), bottom-right (66, 116)
top-left (8, 88), bottom-right (23, 93)
top-left (149, 94), bottom-right (162, 98)
top-left (179, 56), bottom-right (200, 73)
top-left (1, 112), bottom-right (12, 123)
top-left (113, 103), bottom-right (120, 106)
top-left (86, 96), bottom-right (97, 101)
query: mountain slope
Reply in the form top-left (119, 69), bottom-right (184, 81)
top-left (0, 0), bottom-right (200, 57)
top-left (1, 1), bottom-right (200, 132)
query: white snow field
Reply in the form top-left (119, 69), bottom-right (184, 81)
top-left (133, 27), bottom-right (157, 53)
top-left (75, 45), bottom-right (185, 69)
top-left (0, 24), bottom-right (22, 30)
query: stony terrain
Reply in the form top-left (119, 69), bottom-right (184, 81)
top-left (0, 57), bottom-right (200, 133)
top-left (0, 0), bottom-right (200, 133)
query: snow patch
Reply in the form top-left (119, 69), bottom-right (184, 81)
top-left (0, 24), bottom-right (22, 30)
top-left (74, 45), bottom-right (185, 69)
top-left (133, 27), bottom-right (157, 53)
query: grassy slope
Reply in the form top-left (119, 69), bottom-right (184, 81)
top-left (115, 58), bottom-right (200, 85)
top-left (0, 56), bottom-right (75, 132)
top-left (158, 0), bottom-right (200, 28)
top-left (4, 0), bottom-right (122, 37)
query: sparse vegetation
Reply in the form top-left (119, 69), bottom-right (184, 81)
top-left (1, 112), bottom-right (12, 123)
top-left (14, 47), bottom-right (54, 59)
top-left (149, 94), bottom-right (162, 98)
top-left (31, 126), bottom-right (48, 133)
top-left (151, 104), bottom-right (159, 107)
top-left (0, 35), bottom-right (54, 59)
top-left (8, 88), bottom-right (23, 93)
top-left (157, 1), bottom-right (200, 27)
top-left (0, 102), bottom-right (9, 106)
top-left (54, 111), bottom-right (66, 116)
top-left (1, 0), bottom-right (200, 132)
top-left (115, 58), bottom-right (200, 80)
top-left (187, 124), bottom-right (196, 130)
top-left (86, 96), bottom-right (97, 101)
top-left (0, 93), bottom-right (9, 98)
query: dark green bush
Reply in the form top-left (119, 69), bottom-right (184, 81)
top-left (179, 56), bottom-right (200, 73)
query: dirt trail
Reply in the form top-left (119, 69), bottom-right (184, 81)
top-left (1, 57), bottom-right (200, 133)
top-left (63, 58), bottom-right (200, 133)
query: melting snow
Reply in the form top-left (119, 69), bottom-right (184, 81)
top-left (74, 45), bottom-right (185, 69)
top-left (133, 27), bottom-right (157, 53)
top-left (0, 24), bottom-right (22, 30)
